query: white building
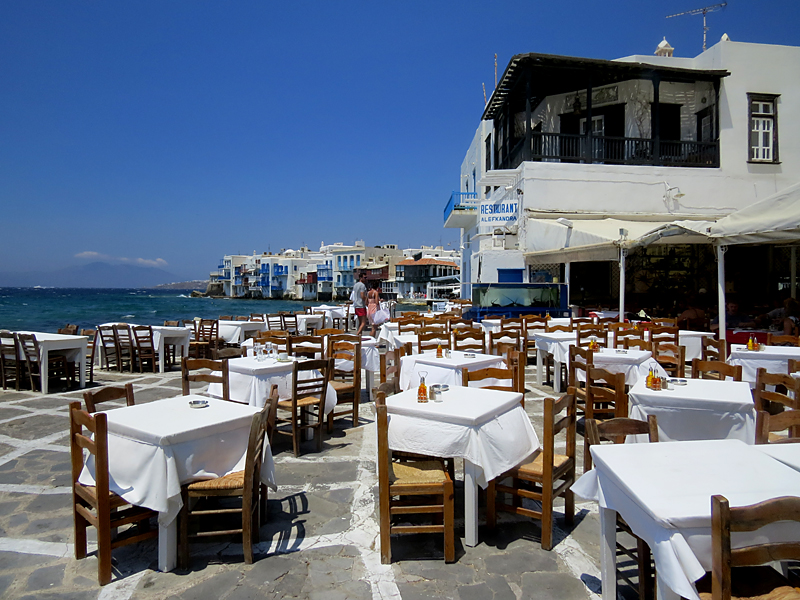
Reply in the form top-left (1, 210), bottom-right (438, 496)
top-left (446, 38), bottom-right (800, 311)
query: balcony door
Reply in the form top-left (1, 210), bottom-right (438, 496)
top-left (581, 115), bottom-right (605, 160)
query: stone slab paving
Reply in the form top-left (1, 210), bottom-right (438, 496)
top-left (0, 363), bottom-right (630, 600)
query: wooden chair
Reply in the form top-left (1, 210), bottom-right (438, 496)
top-left (462, 363), bottom-right (518, 393)
top-left (701, 337), bottom-right (727, 362)
top-left (506, 348), bottom-right (527, 399)
top-left (0, 330), bottom-right (21, 390)
top-left (524, 315), bottom-right (549, 361)
top-left (568, 345), bottom-right (594, 412)
top-left (546, 323), bottom-right (573, 333)
top-left (418, 331), bottom-right (450, 353)
top-left (249, 313), bottom-right (265, 322)
top-left (276, 358), bottom-right (332, 456)
top-left (397, 318), bottom-right (423, 334)
top-left (315, 328), bottom-right (344, 338)
top-left (487, 390), bottom-right (576, 550)
top-left (651, 317), bottom-right (677, 327)
top-left (755, 410), bottom-right (800, 444)
top-left (489, 329), bottom-right (521, 355)
top-left (375, 391), bottom-right (454, 563)
top-left (178, 387), bottom-right (278, 569)
top-left (653, 341), bottom-right (685, 377)
top-left (266, 314), bottom-right (283, 330)
top-left (192, 319), bottom-right (221, 359)
top-left (17, 333), bottom-right (73, 391)
top-left (453, 329), bottom-right (486, 353)
top-left (131, 325), bottom-right (158, 373)
top-left (379, 346), bottom-right (405, 395)
top-left (69, 402), bottom-right (157, 585)
top-left (326, 337), bottom-right (362, 432)
top-left (112, 324), bottom-right (136, 372)
top-left (650, 325), bottom-right (679, 346)
top-left (212, 347), bottom-right (245, 360)
top-left (789, 359), bottom-right (800, 375)
top-left (259, 335), bottom-right (288, 355)
top-left (624, 338), bottom-right (653, 353)
top-left (219, 315), bottom-right (233, 320)
top-left (448, 318), bottom-right (476, 333)
top-left (691, 359), bottom-right (742, 381)
top-left (766, 333), bottom-right (800, 346)
top-left (501, 317), bottom-right (527, 352)
top-left (288, 335), bottom-right (324, 360)
top-left (753, 368), bottom-right (800, 413)
top-left (83, 383), bottom-right (135, 413)
top-left (181, 357), bottom-right (230, 402)
top-left (96, 325), bottom-right (118, 370)
top-left (703, 494), bottom-right (800, 600)
top-left (585, 416), bottom-right (659, 600)
top-left (597, 316), bottom-right (620, 326)
top-left (584, 368), bottom-right (628, 470)
top-left (576, 324), bottom-right (608, 349)
top-left (235, 316), bottom-right (249, 322)
top-left (281, 313), bottom-right (299, 334)
top-left (572, 317), bottom-right (594, 326)
top-left (613, 327), bottom-right (644, 349)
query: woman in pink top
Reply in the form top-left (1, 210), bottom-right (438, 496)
top-left (367, 281), bottom-right (381, 338)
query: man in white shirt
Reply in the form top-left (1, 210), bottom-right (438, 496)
top-left (352, 272), bottom-right (368, 335)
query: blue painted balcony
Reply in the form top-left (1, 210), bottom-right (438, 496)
top-left (444, 191), bottom-right (479, 228)
top-left (260, 264), bottom-right (269, 274)
top-left (218, 264), bottom-right (225, 270)
top-left (273, 265), bottom-right (288, 276)
top-left (259, 276), bottom-right (269, 286)
top-left (318, 266), bottom-right (333, 282)
top-left (234, 277), bottom-right (243, 286)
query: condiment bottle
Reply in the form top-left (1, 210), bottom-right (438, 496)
top-left (436, 343), bottom-right (443, 358)
top-left (747, 334), bottom-right (754, 351)
top-left (417, 375), bottom-right (428, 403)
top-left (646, 368), bottom-right (653, 389)
top-left (653, 375), bottom-right (662, 391)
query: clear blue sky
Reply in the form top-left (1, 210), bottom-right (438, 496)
top-left (2, 0), bottom-right (799, 280)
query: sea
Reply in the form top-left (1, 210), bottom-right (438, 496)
top-left (0, 288), bottom-right (425, 333)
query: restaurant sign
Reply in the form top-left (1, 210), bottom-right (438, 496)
top-left (479, 199), bottom-right (518, 231)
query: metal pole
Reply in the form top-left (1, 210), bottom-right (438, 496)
top-left (565, 262), bottom-right (571, 306)
top-left (792, 246), bottom-right (797, 299)
top-left (716, 244), bottom-right (727, 341)
top-left (619, 250), bottom-right (626, 323)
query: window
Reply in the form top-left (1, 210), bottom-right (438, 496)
top-left (748, 94), bottom-right (779, 163)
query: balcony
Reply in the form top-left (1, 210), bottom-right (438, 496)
top-left (273, 265), bottom-right (288, 276)
top-left (234, 277), bottom-right (243, 286)
top-left (259, 276), bottom-right (269, 286)
top-left (503, 132), bottom-right (719, 171)
top-left (218, 264), bottom-right (225, 270)
top-left (318, 266), bottom-right (333, 281)
top-left (444, 192), bottom-right (479, 228)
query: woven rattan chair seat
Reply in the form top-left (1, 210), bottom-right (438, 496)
top-left (389, 461), bottom-right (447, 485)
top-left (187, 470), bottom-right (244, 491)
top-left (330, 380), bottom-right (354, 393)
top-left (513, 451), bottom-right (571, 478)
top-left (277, 395), bottom-right (322, 409)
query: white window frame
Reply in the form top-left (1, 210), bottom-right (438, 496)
top-left (748, 93), bottom-right (779, 163)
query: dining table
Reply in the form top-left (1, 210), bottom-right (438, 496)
top-left (218, 320), bottom-right (267, 344)
top-left (16, 331), bottom-right (87, 394)
top-left (78, 395), bottom-right (276, 572)
top-left (572, 439), bottom-right (800, 600)
top-left (727, 343), bottom-right (800, 384)
top-left (398, 349), bottom-right (506, 391)
top-left (386, 386), bottom-right (538, 547)
top-left (96, 323), bottom-right (191, 373)
top-left (207, 355), bottom-right (338, 415)
top-left (627, 377), bottom-right (756, 443)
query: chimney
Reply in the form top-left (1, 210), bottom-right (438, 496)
top-left (655, 37), bottom-right (674, 57)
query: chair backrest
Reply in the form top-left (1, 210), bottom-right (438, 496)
top-left (329, 338), bottom-right (361, 386)
top-left (379, 346), bottom-right (405, 393)
top-left (753, 367), bottom-right (800, 412)
top-left (614, 327), bottom-right (644, 348)
top-left (219, 315), bottom-right (233, 320)
top-left (766, 333), bottom-right (800, 346)
top-left (490, 329), bottom-right (520, 355)
top-left (97, 325), bottom-right (117, 354)
top-left (586, 367), bottom-right (627, 421)
top-left (623, 337), bottom-right (652, 353)
top-left (112, 323), bottom-right (134, 349)
top-left (1, 330), bottom-right (19, 361)
top-left (83, 383), bottom-right (135, 413)
top-left (789, 359), bottom-right (800, 376)
top-left (500, 317), bottom-right (525, 335)
top-left (266, 314), bottom-right (283, 330)
top-left (653, 341), bottom-right (686, 377)
top-left (651, 317), bottom-right (677, 327)
top-left (183, 319), bottom-right (197, 333)
top-left (181, 357), bottom-right (229, 401)
top-left (249, 313), bottom-right (265, 322)
top-left (288, 335), bottom-right (324, 359)
top-left (58, 324), bottom-right (79, 335)
top-left (597, 316), bottom-right (619, 326)
top-left (701, 336), bottom-right (727, 361)
top-left (235, 316), bottom-right (249, 322)
top-left (541, 389), bottom-right (577, 483)
top-left (163, 320), bottom-right (180, 327)
top-left (316, 328), bottom-right (344, 337)
top-left (69, 401), bottom-right (110, 506)
top-left (571, 317), bottom-right (594, 326)
top-left (650, 325), bottom-right (679, 346)
top-left (397, 318), bottom-right (423, 334)
top-left (243, 392), bottom-right (275, 503)
top-left (419, 324), bottom-right (447, 336)
top-left (292, 358), bottom-right (332, 406)
top-left (546, 323), bottom-right (572, 333)
top-left (131, 325), bottom-right (155, 353)
top-left (505, 348), bottom-right (526, 395)
top-left (196, 319), bottom-right (219, 343)
top-left (523, 315), bottom-right (548, 336)
top-left (462, 363), bottom-right (517, 393)
top-left (691, 358), bottom-right (742, 381)
top-left (16, 333), bottom-right (40, 364)
top-left (417, 331), bottom-right (451, 353)
top-left (375, 391), bottom-right (390, 491)
top-left (260, 335), bottom-right (288, 352)
top-left (755, 410), bottom-right (800, 444)
top-left (448, 318), bottom-right (476, 333)
top-left (282, 313), bottom-right (298, 331)
top-left (568, 345), bottom-right (594, 390)
top-left (585, 415), bottom-right (658, 470)
top-left (453, 329), bottom-right (486, 353)
top-left (576, 324), bottom-right (608, 349)
top-left (709, 494), bottom-right (800, 600)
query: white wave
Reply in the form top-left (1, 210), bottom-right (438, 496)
top-left (122, 314), bottom-right (135, 318)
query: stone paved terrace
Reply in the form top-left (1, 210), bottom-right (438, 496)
top-left (0, 364), bottom-right (628, 600)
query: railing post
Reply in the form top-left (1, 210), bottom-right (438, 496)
top-left (652, 74), bottom-right (661, 165)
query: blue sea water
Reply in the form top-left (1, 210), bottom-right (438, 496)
top-left (0, 288), bottom-right (426, 333)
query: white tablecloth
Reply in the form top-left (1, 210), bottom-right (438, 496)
top-left (755, 443), bottom-right (800, 471)
top-left (628, 378), bottom-right (756, 443)
top-left (16, 331), bottom-right (87, 394)
top-left (296, 314), bottom-right (324, 334)
top-left (218, 320), bottom-right (267, 344)
top-left (207, 356), bottom-right (338, 415)
top-left (399, 350), bottom-right (506, 391)
top-left (386, 386), bottom-right (538, 547)
top-left (728, 343), bottom-right (800, 384)
top-left (313, 305), bottom-right (347, 328)
top-left (243, 335), bottom-right (379, 372)
top-left (572, 439), bottom-right (800, 600)
top-left (78, 396), bottom-right (276, 572)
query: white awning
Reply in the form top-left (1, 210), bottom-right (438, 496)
top-left (708, 181), bottom-right (800, 244)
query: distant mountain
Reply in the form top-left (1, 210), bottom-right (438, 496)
top-left (154, 280), bottom-right (209, 290)
top-left (0, 262), bottom-right (181, 288)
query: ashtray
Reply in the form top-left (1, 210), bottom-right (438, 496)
top-left (276, 356), bottom-right (293, 362)
top-left (189, 399), bottom-right (209, 409)
top-left (463, 353), bottom-right (476, 358)
top-left (669, 379), bottom-right (688, 386)
top-left (430, 384), bottom-right (449, 394)
top-left (615, 349), bottom-right (627, 354)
